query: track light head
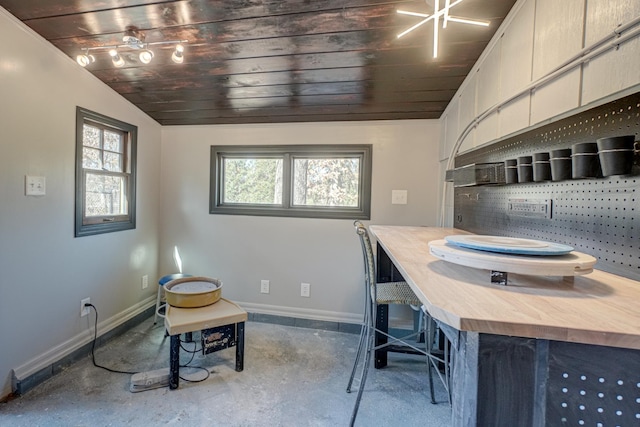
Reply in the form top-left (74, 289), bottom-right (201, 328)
top-left (109, 49), bottom-right (125, 68)
top-left (171, 44), bottom-right (184, 64)
top-left (76, 53), bottom-right (95, 67)
top-left (139, 49), bottom-right (154, 64)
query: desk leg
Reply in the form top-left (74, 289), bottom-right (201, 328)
top-left (169, 334), bottom-right (180, 389)
top-left (375, 304), bottom-right (389, 369)
top-left (235, 321), bottom-right (245, 372)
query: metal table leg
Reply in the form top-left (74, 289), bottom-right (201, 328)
top-left (235, 321), bottom-right (245, 372)
top-left (375, 304), bottom-right (389, 368)
top-left (169, 334), bottom-right (180, 389)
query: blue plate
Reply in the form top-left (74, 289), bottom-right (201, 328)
top-left (444, 235), bottom-right (574, 256)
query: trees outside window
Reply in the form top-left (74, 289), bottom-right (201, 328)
top-left (75, 107), bottom-right (137, 237)
top-left (210, 145), bottom-right (371, 219)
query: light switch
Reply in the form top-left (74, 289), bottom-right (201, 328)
top-left (25, 176), bottom-right (46, 196)
top-left (391, 190), bottom-right (407, 205)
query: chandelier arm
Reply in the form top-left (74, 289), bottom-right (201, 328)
top-left (447, 16), bottom-right (490, 27)
top-left (443, 0), bottom-right (451, 28)
top-left (433, 0), bottom-right (440, 58)
top-left (397, 16), bottom-right (433, 38)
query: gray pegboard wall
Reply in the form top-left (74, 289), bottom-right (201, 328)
top-left (454, 91), bottom-right (640, 282)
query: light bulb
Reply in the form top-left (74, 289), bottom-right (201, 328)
top-left (76, 53), bottom-right (95, 67)
top-left (171, 44), bottom-right (184, 64)
top-left (109, 49), bottom-right (125, 68)
top-left (139, 49), bottom-right (154, 64)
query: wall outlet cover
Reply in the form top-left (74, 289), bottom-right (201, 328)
top-left (301, 282), bottom-right (310, 297)
top-left (391, 190), bottom-right (408, 205)
top-left (260, 280), bottom-right (270, 294)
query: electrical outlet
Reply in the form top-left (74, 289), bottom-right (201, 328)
top-left (142, 275), bottom-right (149, 289)
top-left (80, 297), bottom-right (91, 317)
top-left (261, 280), bottom-right (270, 294)
top-left (301, 282), bottom-right (310, 297)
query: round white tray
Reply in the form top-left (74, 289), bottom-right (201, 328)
top-left (429, 239), bottom-right (597, 277)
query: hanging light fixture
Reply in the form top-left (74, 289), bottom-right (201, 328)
top-left (75, 27), bottom-right (187, 68)
top-left (397, 0), bottom-right (490, 59)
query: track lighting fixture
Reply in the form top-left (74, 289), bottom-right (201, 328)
top-left (75, 27), bottom-right (187, 68)
top-left (397, 0), bottom-right (489, 59)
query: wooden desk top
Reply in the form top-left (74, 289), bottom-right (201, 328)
top-left (165, 298), bottom-right (247, 336)
top-left (370, 225), bottom-right (640, 350)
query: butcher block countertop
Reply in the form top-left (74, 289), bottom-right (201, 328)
top-left (370, 225), bottom-right (640, 350)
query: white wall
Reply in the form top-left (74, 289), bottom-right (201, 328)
top-left (438, 0), bottom-right (640, 226)
top-left (160, 120), bottom-right (440, 321)
top-left (0, 10), bottom-right (162, 397)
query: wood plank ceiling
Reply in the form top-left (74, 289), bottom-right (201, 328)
top-left (0, 0), bottom-right (517, 125)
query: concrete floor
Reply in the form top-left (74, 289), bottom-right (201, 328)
top-left (0, 317), bottom-right (452, 426)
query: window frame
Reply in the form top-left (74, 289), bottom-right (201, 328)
top-left (75, 107), bottom-right (137, 237)
top-left (210, 145), bottom-right (372, 220)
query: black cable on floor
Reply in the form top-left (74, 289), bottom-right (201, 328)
top-left (178, 338), bottom-right (211, 383)
top-left (86, 304), bottom-right (138, 375)
top-left (86, 303), bottom-right (210, 382)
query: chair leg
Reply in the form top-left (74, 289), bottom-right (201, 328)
top-left (348, 276), bottom-right (371, 394)
top-left (349, 322), bottom-right (373, 427)
top-left (346, 321), bottom-right (367, 393)
top-left (153, 284), bottom-right (163, 324)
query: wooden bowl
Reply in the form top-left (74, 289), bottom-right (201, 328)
top-left (164, 276), bottom-right (222, 308)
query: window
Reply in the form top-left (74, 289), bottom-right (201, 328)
top-left (75, 107), bottom-right (137, 237)
top-left (210, 145), bottom-right (372, 219)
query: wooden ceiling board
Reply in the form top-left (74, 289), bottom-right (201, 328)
top-left (0, 0), bottom-right (518, 125)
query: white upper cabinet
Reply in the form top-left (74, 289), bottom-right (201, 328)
top-left (500, 0), bottom-right (535, 102)
top-left (477, 39), bottom-right (503, 115)
top-left (582, 0), bottom-right (640, 104)
top-left (585, 0), bottom-right (640, 44)
top-left (532, 0), bottom-right (585, 80)
top-left (457, 71), bottom-right (478, 142)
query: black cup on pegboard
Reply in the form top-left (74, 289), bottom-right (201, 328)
top-left (533, 152), bottom-right (551, 182)
top-left (517, 156), bottom-right (533, 183)
top-left (550, 148), bottom-right (572, 181)
top-left (571, 142), bottom-right (601, 179)
top-left (596, 135), bottom-right (635, 176)
top-left (504, 159), bottom-right (518, 184)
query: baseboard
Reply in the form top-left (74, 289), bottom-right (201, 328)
top-left (12, 296), bottom-right (156, 395)
top-left (235, 301), bottom-right (362, 324)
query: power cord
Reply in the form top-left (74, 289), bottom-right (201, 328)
top-left (85, 303), bottom-right (210, 382)
top-left (85, 303), bottom-right (138, 375)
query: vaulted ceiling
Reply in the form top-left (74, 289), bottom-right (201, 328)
top-left (0, 0), bottom-right (517, 125)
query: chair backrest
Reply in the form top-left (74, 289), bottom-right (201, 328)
top-left (354, 221), bottom-right (376, 299)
